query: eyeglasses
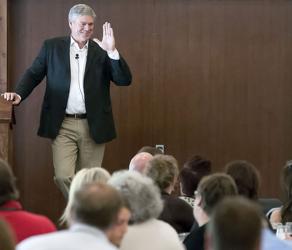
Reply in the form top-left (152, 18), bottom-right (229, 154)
top-left (193, 190), bottom-right (200, 199)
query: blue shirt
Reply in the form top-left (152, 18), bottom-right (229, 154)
top-left (261, 228), bottom-right (292, 250)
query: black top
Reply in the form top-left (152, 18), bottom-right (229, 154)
top-left (159, 192), bottom-right (194, 233)
top-left (183, 223), bottom-right (207, 250)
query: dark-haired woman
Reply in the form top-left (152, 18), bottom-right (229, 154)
top-left (270, 162), bottom-right (292, 224)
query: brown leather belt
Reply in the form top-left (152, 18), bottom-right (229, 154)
top-left (65, 114), bottom-right (87, 119)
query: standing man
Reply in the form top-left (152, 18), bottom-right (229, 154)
top-left (2, 4), bottom-right (132, 198)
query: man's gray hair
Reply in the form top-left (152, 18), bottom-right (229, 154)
top-left (109, 170), bottom-right (163, 224)
top-left (68, 4), bottom-right (96, 23)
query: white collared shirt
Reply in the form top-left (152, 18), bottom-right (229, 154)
top-left (65, 37), bottom-right (120, 114)
top-left (65, 38), bottom-right (88, 114)
top-left (16, 223), bottom-right (118, 250)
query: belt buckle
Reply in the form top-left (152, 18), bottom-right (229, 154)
top-left (74, 114), bottom-right (78, 119)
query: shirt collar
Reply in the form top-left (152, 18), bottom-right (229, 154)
top-left (70, 223), bottom-right (108, 240)
top-left (70, 37), bottom-right (89, 51)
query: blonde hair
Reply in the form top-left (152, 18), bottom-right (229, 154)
top-left (60, 167), bottom-right (111, 225)
top-left (145, 155), bottom-right (179, 191)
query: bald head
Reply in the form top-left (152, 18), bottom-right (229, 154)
top-left (129, 152), bottom-right (153, 173)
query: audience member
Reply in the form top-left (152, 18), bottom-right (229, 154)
top-left (60, 167), bottom-right (111, 225)
top-left (17, 183), bottom-right (126, 250)
top-left (0, 219), bottom-right (15, 250)
top-left (128, 152), bottom-right (153, 173)
top-left (0, 159), bottom-right (56, 243)
top-left (109, 170), bottom-right (184, 250)
top-left (206, 197), bottom-right (262, 250)
top-left (137, 146), bottom-right (163, 155)
top-left (179, 155), bottom-right (212, 207)
top-left (106, 205), bottom-right (131, 247)
top-left (225, 160), bottom-right (292, 249)
top-left (58, 167), bottom-right (130, 247)
top-left (183, 173), bottom-right (238, 250)
top-left (225, 160), bottom-right (260, 200)
top-left (270, 161), bottom-right (292, 224)
top-left (145, 154), bottom-right (194, 233)
top-left (224, 160), bottom-right (282, 217)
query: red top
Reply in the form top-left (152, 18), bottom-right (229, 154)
top-left (0, 200), bottom-right (56, 243)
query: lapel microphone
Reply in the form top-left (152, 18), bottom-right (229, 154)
top-left (75, 52), bottom-right (84, 102)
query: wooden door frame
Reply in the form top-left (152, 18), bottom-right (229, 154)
top-left (0, 0), bottom-right (10, 162)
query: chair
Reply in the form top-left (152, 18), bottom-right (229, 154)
top-left (258, 198), bottom-right (282, 217)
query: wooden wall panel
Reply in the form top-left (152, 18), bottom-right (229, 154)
top-left (8, 0), bottom-right (292, 223)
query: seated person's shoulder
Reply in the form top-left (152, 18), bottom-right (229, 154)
top-left (269, 207), bottom-right (282, 224)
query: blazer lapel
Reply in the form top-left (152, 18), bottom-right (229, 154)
top-left (85, 40), bottom-right (105, 76)
top-left (84, 40), bottom-right (95, 76)
top-left (62, 37), bottom-right (71, 78)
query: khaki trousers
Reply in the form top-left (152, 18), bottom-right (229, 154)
top-left (52, 117), bottom-right (105, 199)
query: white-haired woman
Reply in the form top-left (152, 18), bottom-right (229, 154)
top-left (109, 170), bottom-right (184, 250)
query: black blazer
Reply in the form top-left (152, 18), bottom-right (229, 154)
top-left (15, 36), bottom-right (132, 143)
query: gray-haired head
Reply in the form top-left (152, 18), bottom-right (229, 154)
top-left (108, 170), bottom-right (163, 224)
top-left (68, 4), bottom-right (96, 23)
